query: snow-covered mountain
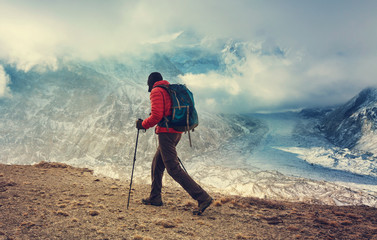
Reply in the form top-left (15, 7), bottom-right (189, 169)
top-left (321, 87), bottom-right (377, 154)
top-left (1, 48), bottom-right (376, 207)
top-left (0, 57), bottom-right (255, 169)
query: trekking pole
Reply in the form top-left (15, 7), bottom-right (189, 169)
top-left (178, 157), bottom-right (188, 174)
top-left (127, 129), bottom-right (140, 210)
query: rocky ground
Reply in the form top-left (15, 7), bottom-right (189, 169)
top-left (1, 162), bottom-right (377, 240)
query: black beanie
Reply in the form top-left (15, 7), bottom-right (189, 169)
top-left (148, 72), bottom-right (163, 92)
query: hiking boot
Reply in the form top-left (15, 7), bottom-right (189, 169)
top-left (142, 198), bottom-right (163, 206)
top-left (193, 197), bottom-right (213, 215)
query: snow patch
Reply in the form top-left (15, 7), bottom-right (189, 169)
top-left (277, 147), bottom-right (377, 178)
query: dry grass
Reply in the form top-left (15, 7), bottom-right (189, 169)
top-left (20, 222), bottom-right (35, 229)
top-left (340, 220), bottom-right (353, 225)
top-left (57, 204), bottom-right (67, 208)
top-left (346, 213), bottom-right (362, 219)
top-left (333, 211), bottom-right (346, 216)
top-left (287, 225), bottom-right (300, 231)
top-left (133, 236), bottom-right (154, 240)
top-left (220, 197), bottom-right (232, 204)
top-left (155, 219), bottom-right (176, 228)
top-left (314, 217), bottom-right (331, 225)
top-left (183, 200), bottom-right (196, 207)
top-left (236, 233), bottom-right (249, 239)
top-left (231, 199), bottom-right (249, 209)
top-left (328, 220), bottom-right (340, 227)
top-left (88, 210), bottom-right (99, 216)
top-left (196, 220), bottom-right (207, 225)
top-left (132, 235), bottom-right (144, 240)
top-left (56, 210), bottom-right (69, 217)
top-left (213, 200), bottom-right (222, 207)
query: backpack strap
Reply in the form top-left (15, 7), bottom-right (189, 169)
top-left (153, 85), bottom-right (171, 131)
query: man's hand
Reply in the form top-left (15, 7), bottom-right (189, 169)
top-left (136, 119), bottom-right (145, 130)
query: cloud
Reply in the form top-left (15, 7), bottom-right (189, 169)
top-left (0, 0), bottom-right (160, 70)
top-left (179, 42), bottom-right (300, 112)
top-left (0, 2), bottom-right (68, 71)
top-left (180, 39), bottom-right (377, 113)
top-left (0, 65), bottom-right (12, 98)
top-left (1, 0), bottom-right (377, 67)
top-left (1, 0), bottom-right (377, 111)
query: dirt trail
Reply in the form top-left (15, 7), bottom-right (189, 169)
top-left (1, 162), bottom-right (376, 240)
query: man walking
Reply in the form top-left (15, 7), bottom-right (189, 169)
top-left (136, 72), bottom-right (213, 215)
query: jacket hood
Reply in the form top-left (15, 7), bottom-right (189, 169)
top-left (149, 80), bottom-right (169, 92)
top-left (153, 80), bottom-right (170, 88)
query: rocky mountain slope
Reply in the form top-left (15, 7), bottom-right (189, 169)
top-left (0, 58), bottom-right (256, 169)
top-left (321, 87), bottom-right (377, 154)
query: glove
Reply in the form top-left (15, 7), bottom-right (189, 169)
top-left (136, 119), bottom-right (145, 130)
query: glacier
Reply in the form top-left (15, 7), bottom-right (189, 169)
top-left (1, 40), bottom-right (377, 207)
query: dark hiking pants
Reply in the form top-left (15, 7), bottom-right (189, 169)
top-left (149, 133), bottom-right (210, 203)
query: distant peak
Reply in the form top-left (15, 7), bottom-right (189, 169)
top-left (359, 87), bottom-right (377, 97)
top-left (353, 87), bottom-right (377, 106)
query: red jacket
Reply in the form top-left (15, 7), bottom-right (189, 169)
top-left (142, 80), bottom-right (182, 134)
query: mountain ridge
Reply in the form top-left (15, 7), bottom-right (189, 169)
top-left (321, 87), bottom-right (377, 153)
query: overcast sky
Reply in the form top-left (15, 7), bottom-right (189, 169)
top-left (1, 0), bottom-right (377, 112)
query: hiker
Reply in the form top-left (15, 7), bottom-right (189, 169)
top-left (136, 72), bottom-right (213, 215)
